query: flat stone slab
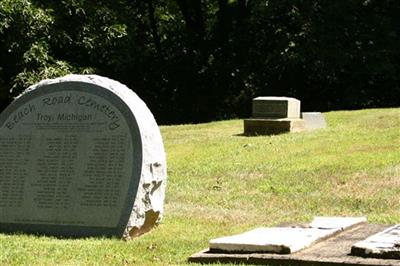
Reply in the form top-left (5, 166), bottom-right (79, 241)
top-left (210, 227), bottom-right (338, 254)
top-left (252, 96), bottom-right (301, 119)
top-left (310, 216), bottom-right (367, 230)
top-left (189, 224), bottom-right (399, 266)
top-left (243, 118), bottom-right (305, 135)
top-left (302, 112), bottom-right (327, 130)
top-left (209, 217), bottom-right (366, 254)
top-left (351, 224), bottom-right (400, 259)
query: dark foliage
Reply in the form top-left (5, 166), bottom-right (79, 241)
top-left (0, 0), bottom-right (399, 124)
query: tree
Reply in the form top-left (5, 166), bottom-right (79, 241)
top-left (1, 0), bottom-right (399, 123)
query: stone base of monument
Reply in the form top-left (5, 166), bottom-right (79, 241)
top-left (243, 118), bottom-right (305, 135)
top-left (189, 221), bottom-right (399, 265)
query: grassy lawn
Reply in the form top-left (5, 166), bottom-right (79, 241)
top-left (0, 108), bottom-right (399, 265)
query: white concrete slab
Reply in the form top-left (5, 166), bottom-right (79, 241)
top-left (310, 216), bottom-right (367, 230)
top-left (209, 227), bottom-right (338, 254)
top-left (191, 224), bottom-right (399, 266)
top-left (351, 224), bottom-right (400, 259)
top-left (209, 217), bottom-right (367, 254)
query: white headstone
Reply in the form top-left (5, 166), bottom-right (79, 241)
top-left (301, 112), bottom-right (327, 130)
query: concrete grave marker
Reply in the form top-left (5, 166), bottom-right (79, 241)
top-left (0, 75), bottom-right (167, 239)
top-left (210, 227), bottom-right (338, 254)
top-left (252, 97), bottom-right (301, 119)
top-left (351, 224), bottom-right (400, 259)
top-left (301, 112), bottom-right (327, 130)
top-left (209, 217), bottom-right (366, 254)
top-left (244, 96), bottom-right (305, 135)
top-left (190, 223), bottom-right (399, 265)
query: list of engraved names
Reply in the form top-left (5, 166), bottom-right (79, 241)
top-left (0, 91), bottom-right (133, 227)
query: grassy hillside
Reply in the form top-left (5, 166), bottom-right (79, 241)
top-left (0, 108), bottom-right (399, 265)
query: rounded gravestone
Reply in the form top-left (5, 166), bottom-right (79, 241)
top-left (0, 75), bottom-right (167, 239)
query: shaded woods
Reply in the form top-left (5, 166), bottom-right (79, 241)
top-left (0, 0), bottom-right (399, 124)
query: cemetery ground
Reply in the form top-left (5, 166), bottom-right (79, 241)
top-left (0, 108), bottom-right (399, 266)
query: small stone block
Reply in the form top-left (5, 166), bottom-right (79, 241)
top-left (351, 224), bottom-right (400, 259)
top-left (252, 97), bottom-right (301, 119)
top-left (243, 118), bottom-right (305, 135)
top-left (209, 227), bottom-right (337, 254)
top-left (302, 112), bottom-right (327, 130)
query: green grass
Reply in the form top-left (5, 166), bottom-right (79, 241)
top-left (1, 108), bottom-right (399, 265)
